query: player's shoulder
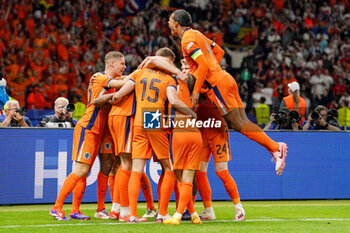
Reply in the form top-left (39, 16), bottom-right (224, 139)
top-left (183, 28), bottom-right (202, 40)
top-left (91, 72), bottom-right (105, 78)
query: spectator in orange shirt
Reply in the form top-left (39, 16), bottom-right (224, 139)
top-left (57, 39), bottom-right (69, 62)
top-left (42, 76), bottom-right (57, 108)
top-left (55, 78), bottom-right (68, 98)
top-left (30, 58), bottom-right (47, 80)
top-left (212, 26), bottom-right (223, 47)
top-left (26, 85), bottom-right (47, 110)
top-left (25, 13), bottom-right (36, 35)
top-left (9, 73), bottom-right (30, 107)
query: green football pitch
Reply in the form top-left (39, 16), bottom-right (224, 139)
top-left (1, 200), bottom-right (350, 232)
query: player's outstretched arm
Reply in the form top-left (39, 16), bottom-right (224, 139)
top-left (190, 54), bottom-right (209, 108)
top-left (166, 86), bottom-right (197, 119)
top-left (111, 80), bottom-right (135, 103)
top-left (140, 56), bottom-right (188, 82)
top-left (109, 76), bottom-right (129, 89)
top-left (93, 93), bottom-right (115, 107)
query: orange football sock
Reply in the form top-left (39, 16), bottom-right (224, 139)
top-left (141, 173), bottom-right (155, 210)
top-left (120, 169), bottom-right (131, 207)
top-left (108, 175), bottom-right (115, 202)
top-left (129, 171), bottom-right (142, 217)
top-left (53, 172), bottom-right (80, 210)
top-left (174, 180), bottom-right (180, 208)
top-left (114, 167), bottom-right (122, 205)
top-left (187, 199), bottom-right (196, 215)
top-left (240, 122), bottom-right (279, 153)
top-left (176, 182), bottom-right (193, 215)
top-left (157, 173), bottom-right (164, 209)
top-left (196, 171), bottom-right (212, 208)
top-left (216, 170), bottom-right (240, 204)
top-left (158, 171), bottom-right (176, 216)
top-left (71, 176), bottom-right (87, 213)
top-left (97, 172), bottom-right (109, 212)
top-left (192, 194), bottom-right (197, 204)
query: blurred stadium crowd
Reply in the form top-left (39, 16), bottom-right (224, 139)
top-left (0, 0), bottom-right (349, 125)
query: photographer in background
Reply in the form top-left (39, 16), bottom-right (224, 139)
top-left (0, 100), bottom-right (32, 127)
top-left (280, 82), bottom-right (306, 124)
top-left (264, 107), bottom-right (299, 130)
top-left (302, 105), bottom-right (341, 131)
top-left (38, 97), bottom-right (77, 128)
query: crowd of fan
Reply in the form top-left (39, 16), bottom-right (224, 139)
top-left (0, 0), bottom-right (349, 121)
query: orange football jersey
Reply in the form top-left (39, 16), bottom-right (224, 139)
top-left (130, 68), bottom-right (176, 128)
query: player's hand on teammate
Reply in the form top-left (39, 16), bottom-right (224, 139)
top-left (111, 93), bottom-right (121, 104)
top-left (138, 56), bottom-right (155, 70)
top-left (176, 72), bottom-right (188, 83)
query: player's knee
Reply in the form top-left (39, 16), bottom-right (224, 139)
top-left (120, 153), bottom-right (132, 171)
top-left (131, 159), bottom-right (147, 173)
top-left (73, 162), bottom-right (91, 177)
top-left (214, 162), bottom-right (228, 172)
top-left (100, 153), bottom-right (114, 175)
top-left (200, 162), bottom-right (209, 171)
top-left (160, 159), bottom-right (172, 171)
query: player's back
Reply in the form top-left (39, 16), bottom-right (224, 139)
top-left (78, 72), bottom-right (113, 134)
top-left (109, 92), bottom-right (136, 117)
top-left (182, 28), bottom-right (228, 87)
top-left (131, 68), bottom-right (176, 128)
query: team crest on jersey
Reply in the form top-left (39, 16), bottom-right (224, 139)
top-left (105, 143), bottom-right (111, 150)
top-left (84, 152), bottom-right (90, 160)
top-left (143, 110), bottom-right (161, 129)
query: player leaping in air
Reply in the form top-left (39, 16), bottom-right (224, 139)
top-left (167, 10), bottom-right (287, 176)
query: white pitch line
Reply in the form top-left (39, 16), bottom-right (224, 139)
top-left (1, 218), bottom-right (350, 228)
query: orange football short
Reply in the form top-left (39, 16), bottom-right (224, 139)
top-left (99, 125), bottom-right (115, 154)
top-left (200, 127), bottom-right (231, 163)
top-left (205, 74), bottom-right (244, 116)
top-left (108, 115), bottom-right (134, 155)
top-left (132, 126), bottom-right (169, 160)
top-left (72, 124), bottom-right (101, 165)
top-left (170, 131), bottom-right (202, 170)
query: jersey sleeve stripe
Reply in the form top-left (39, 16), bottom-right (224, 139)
top-left (107, 78), bottom-right (114, 88)
top-left (98, 88), bottom-right (107, 97)
top-left (129, 79), bottom-right (135, 84)
top-left (190, 49), bottom-right (203, 60)
top-left (167, 85), bottom-right (177, 90)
